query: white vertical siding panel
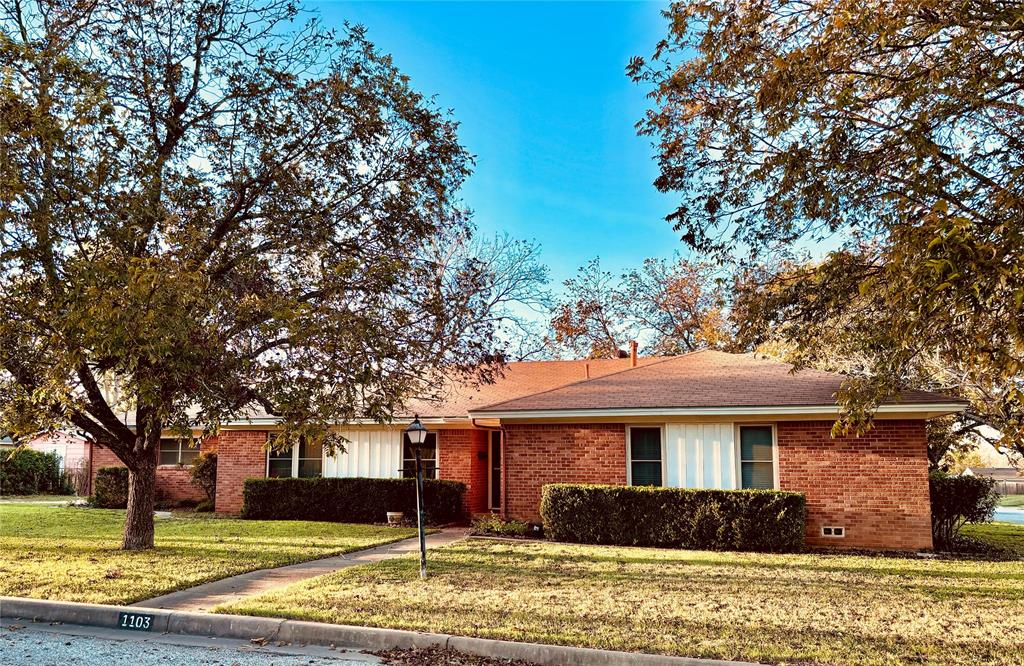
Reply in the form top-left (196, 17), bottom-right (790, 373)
top-left (712, 426), bottom-right (722, 489)
top-left (722, 425), bottom-right (736, 489)
top-left (665, 425), bottom-right (682, 487)
top-left (370, 430), bottom-right (380, 478)
top-left (684, 424), bottom-right (699, 488)
top-left (663, 423), bottom-right (736, 490)
top-left (323, 429), bottom-right (402, 479)
top-left (701, 425), bottom-right (716, 488)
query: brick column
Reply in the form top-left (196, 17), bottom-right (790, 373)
top-left (214, 430), bottom-right (268, 514)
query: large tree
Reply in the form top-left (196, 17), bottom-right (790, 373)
top-left (550, 256), bottom-right (731, 359)
top-left (0, 0), bottom-right (501, 548)
top-left (631, 0), bottom-right (1024, 451)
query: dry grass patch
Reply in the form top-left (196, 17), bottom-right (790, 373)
top-left (219, 530), bottom-right (1024, 666)
top-left (0, 503), bottom-right (417, 604)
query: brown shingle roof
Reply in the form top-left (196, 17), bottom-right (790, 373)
top-left (468, 350), bottom-right (963, 414)
top-left (406, 357), bottom-right (662, 418)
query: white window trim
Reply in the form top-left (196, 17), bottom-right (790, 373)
top-left (626, 424), bottom-right (667, 486)
top-left (159, 438), bottom-right (196, 467)
top-left (734, 423), bottom-right (779, 490)
top-left (265, 443), bottom-right (324, 478)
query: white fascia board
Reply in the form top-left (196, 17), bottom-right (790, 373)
top-left (220, 416), bottom-right (469, 428)
top-left (466, 403), bottom-right (968, 420)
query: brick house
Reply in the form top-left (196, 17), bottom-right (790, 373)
top-left (90, 350), bottom-right (964, 550)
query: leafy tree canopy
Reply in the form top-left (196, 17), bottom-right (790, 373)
top-left (0, 0), bottom-right (513, 547)
top-left (632, 0), bottom-right (1024, 451)
top-left (550, 255), bottom-right (732, 359)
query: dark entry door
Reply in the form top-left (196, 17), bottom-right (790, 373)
top-left (490, 431), bottom-right (502, 511)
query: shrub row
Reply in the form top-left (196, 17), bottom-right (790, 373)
top-left (92, 466), bottom-right (129, 508)
top-left (0, 449), bottom-right (69, 496)
top-left (241, 477), bottom-right (466, 524)
top-left (540, 483), bottom-right (806, 552)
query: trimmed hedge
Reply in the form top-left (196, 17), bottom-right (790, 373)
top-left (241, 477), bottom-right (467, 524)
top-left (0, 448), bottom-right (67, 495)
top-left (92, 467), bottom-right (129, 509)
top-left (541, 483), bottom-right (806, 552)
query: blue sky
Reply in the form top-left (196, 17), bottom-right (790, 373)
top-left (313, 1), bottom-right (680, 286)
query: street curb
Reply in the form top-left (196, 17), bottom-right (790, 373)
top-left (0, 596), bottom-right (758, 666)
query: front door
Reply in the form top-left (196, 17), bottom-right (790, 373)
top-left (489, 431), bottom-right (502, 511)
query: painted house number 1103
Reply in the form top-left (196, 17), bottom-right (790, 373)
top-left (117, 612), bottom-right (154, 631)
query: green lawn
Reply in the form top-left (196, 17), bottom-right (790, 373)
top-left (220, 525), bottom-right (1024, 666)
top-left (998, 495), bottom-right (1024, 508)
top-left (0, 504), bottom-right (417, 604)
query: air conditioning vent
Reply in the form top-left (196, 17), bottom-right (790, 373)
top-left (822, 526), bottom-right (845, 538)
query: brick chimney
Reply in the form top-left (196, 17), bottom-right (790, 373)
top-left (629, 340), bottom-right (638, 367)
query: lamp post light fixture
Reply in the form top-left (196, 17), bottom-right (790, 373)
top-left (404, 415), bottom-right (429, 579)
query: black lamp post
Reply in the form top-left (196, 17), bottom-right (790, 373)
top-left (404, 414), bottom-right (429, 579)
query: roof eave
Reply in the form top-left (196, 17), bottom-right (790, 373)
top-left (467, 402), bottom-right (969, 421)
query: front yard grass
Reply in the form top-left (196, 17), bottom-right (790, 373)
top-left (0, 503), bottom-right (417, 604)
top-left (219, 524), bottom-right (1024, 666)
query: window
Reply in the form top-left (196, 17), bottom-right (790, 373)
top-left (267, 447), bottom-right (292, 478)
top-left (159, 438), bottom-right (198, 466)
top-left (402, 433), bottom-right (437, 480)
top-left (740, 425), bottom-right (775, 489)
top-left (629, 427), bottom-right (662, 486)
top-left (297, 438), bottom-right (322, 478)
top-left (266, 438), bottom-right (322, 478)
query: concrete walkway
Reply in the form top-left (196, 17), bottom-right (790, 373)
top-left (133, 528), bottom-right (468, 612)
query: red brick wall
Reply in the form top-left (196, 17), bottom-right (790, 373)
top-left (438, 428), bottom-right (490, 515)
top-left (777, 420), bottom-right (933, 551)
top-left (503, 423), bottom-right (627, 521)
top-left (214, 430), bottom-right (268, 513)
top-left (88, 437), bottom-right (216, 504)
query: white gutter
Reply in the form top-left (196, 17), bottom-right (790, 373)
top-left (466, 402), bottom-right (968, 420)
top-left (133, 416), bottom-right (468, 429)
top-left (218, 415), bottom-right (467, 428)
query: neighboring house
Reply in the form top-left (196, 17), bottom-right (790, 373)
top-left (90, 350), bottom-right (965, 550)
top-left (27, 431), bottom-right (90, 474)
top-left (963, 467), bottom-right (1024, 495)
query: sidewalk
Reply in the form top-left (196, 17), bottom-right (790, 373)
top-left (133, 528), bottom-right (469, 612)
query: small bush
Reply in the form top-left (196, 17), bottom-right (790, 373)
top-left (540, 484), bottom-right (806, 553)
top-left (471, 514), bottom-right (531, 537)
top-left (930, 471), bottom-right (999, 550)
top-left (92, 467), bottom-right (129, 509)
top-left (195, 499), bottom-right (215, 513)
top-left (0, 448), bottom-right (66, 495)
top-left (241, 477), bottom-right (466, 524)
top-left (189, 452), bottom-right (217, 502)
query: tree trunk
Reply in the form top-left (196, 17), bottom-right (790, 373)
top-left (123, 456), bottom-right (157, 550)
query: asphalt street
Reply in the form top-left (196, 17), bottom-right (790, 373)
top-left (0, 621), bottom-right (379, 665)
